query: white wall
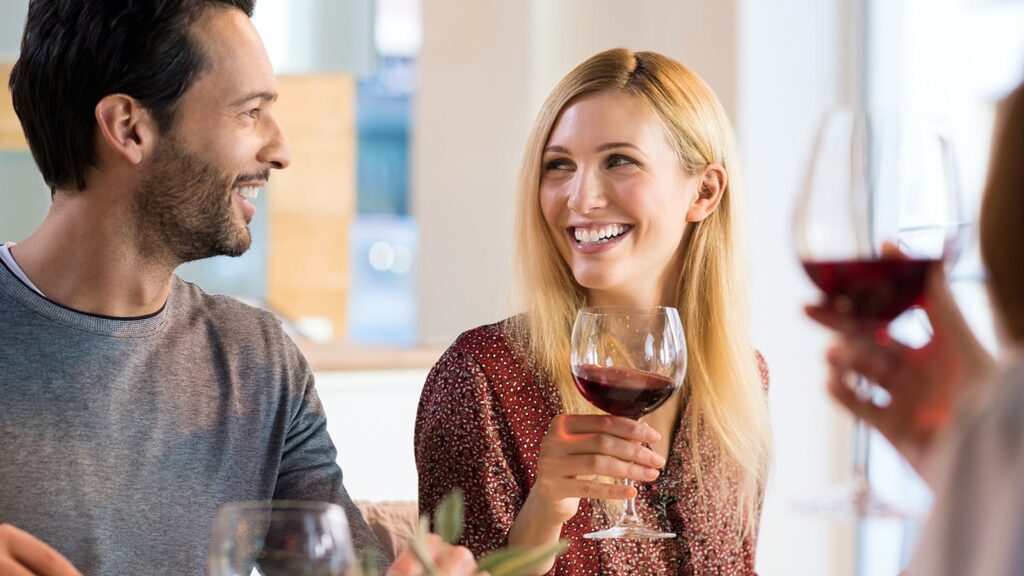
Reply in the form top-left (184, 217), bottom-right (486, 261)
top-left (412, 0), bottom-right (532, 344)
top-left (415, 1), bottom-right (856, 574)
top-left (737, 0), bottom-right (857, 574)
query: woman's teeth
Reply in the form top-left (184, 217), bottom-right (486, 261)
top-left (236, 186), bottom-right (260, 200)
top-left (574, 224), bottom-right (628, 245)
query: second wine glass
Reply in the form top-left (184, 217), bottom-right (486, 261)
top-left (570, 305), bottom-right (687, 539)
top-left (794, 109), bottom-right (962, 517)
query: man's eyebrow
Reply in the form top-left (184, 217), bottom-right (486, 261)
top-left (229, 91), bottom-right (279, 107)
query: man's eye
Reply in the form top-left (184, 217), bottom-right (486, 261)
top-left (544, 158), bottom-right (573, 171)
top-left (606, 154), bottom-right (637, 168)
top-left (244, 108), bottom-right (261, 119)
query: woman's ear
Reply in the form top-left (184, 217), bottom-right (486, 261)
top-left (686, 163), bottom-right (727, 222)
top-left (94, 94), bottom-right (159, 166)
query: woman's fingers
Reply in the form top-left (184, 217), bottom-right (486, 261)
top-left (543, 416), bottom-right (664, 482)
top-left (825, 338), bottom-right (905, 392)
top-left (568, 433), bottom-right (665, 466)
top-left (553, 478), bottom-right (637, 501)
top-left (826, 366), bottom-right (886, 426)
top-left (555, 414), bottom-right (661, 444)
top-left (552, 452), bottom-right (661, 483)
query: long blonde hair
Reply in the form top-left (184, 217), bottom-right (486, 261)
top-left (512, 48), bottom-right (771, 537)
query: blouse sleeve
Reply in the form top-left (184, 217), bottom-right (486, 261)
top-left (414, 345), bottom-right (525, 557)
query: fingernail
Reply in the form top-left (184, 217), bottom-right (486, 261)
top-left (644, 425), bottom-right (661, 442)
top-left (644, 467), bottom-right (659, 479)
top-left (650, 453), bottom-right (666, 467)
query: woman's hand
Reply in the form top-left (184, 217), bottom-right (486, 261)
top-left (0, 524), bottom-right (81, 576)
top-left (807, 268), bottom-right (994, 480)
top-left (507, 413), bottom-right (664, 573)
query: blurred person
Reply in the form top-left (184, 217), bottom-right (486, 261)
top-left (0, 1), bottom-right (477, 575)
top-left (807, 83), bottom-right (1024, 575)
top-left (416, 48), bottom-right (772, 575)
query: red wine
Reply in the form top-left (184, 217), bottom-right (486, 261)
top-left (802, 258), bottom-right (939, 322)
top-left (572, 364), bottom-right (677, 419)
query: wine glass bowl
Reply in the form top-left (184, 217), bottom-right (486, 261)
top-left (570, 306), bottom-right (687, 539)
top-left (208, 500), bottom-right (355, 576)
top-left (796, 110), bottom-right (962, 328)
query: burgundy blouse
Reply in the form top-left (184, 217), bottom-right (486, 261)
top-left (415, 319), bottom-right (768, 575)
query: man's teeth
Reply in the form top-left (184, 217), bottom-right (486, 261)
top-left (236, 186), bottom-right (260, 200)
top-left (574, 224), bottom-right (628, 244)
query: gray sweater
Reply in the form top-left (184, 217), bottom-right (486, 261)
top-left (0, 260), bottom-right (386, 575)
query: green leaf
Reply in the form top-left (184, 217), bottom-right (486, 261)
top-left (476, 541), bottom-right (567, 576)
top-left (352, 551), bottom-right (381, 576)
top-left (435, 489), bottom-right (464, 545)
top-left (407, 515), bottom-right (441, 576)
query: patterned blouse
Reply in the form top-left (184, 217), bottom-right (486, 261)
top-left (415, 319), bottom-right (768, 575)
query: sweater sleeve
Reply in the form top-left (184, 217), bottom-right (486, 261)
top-left (272, 338), bottom-right (390, 565)
top-left (415, 345), bottom-right (525, 557)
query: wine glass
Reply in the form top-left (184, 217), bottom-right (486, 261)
top-left (208, 500), bottom-right (356, 576)
top-left (570, 305), bottom-right (687, 539)
top-left (794, 109), bottom-right (963, 517)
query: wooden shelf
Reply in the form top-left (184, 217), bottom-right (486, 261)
top-left (0, 61), bottom-right (28, 150)
top-left (294, 338), bottom-right (445, 372)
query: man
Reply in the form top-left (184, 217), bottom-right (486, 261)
top-left (0, 1), bottom-right (475, 574)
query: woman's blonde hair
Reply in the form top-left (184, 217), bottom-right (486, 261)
top-left (980, 83), bottom-right (1024, 343)
top-left (511, 48), bottom-right (772, 537)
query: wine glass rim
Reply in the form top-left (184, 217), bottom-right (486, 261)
top-left (216, 500), bottom-right (349, 518)
top-left (578, 305), bottom-right (678, 315)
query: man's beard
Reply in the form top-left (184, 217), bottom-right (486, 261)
top-left (135, 137), bottom-right (253, 263)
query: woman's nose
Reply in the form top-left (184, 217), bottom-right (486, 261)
top-left (566, 169), bottom-right (607, 214)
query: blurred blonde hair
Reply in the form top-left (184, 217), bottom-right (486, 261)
top-left (511, 48), bottom-right (771, 537)
top-left (980, 83), bottom-right (1024, 343)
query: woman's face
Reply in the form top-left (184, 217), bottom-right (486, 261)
top-left (540, 90), bottom-right (707, 307)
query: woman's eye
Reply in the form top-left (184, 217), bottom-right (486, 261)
top-left (544, 158), bottom-right (573, 171)
top-left (606, 154), bottom-right (637, 168)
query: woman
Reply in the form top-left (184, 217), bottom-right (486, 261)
top-left (416, 49), bottom-right (772, 575)
top-left (808, 83), bottom-right (1024, 575)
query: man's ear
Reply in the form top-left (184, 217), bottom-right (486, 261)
top-left (686, 163), bottom-right (727, 222)
top-left (94, 94), bottom-right (159, 165)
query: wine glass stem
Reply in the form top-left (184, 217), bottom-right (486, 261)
top-left (852, 376), bottom-right (872, 487)
top-left (620, 478), bottom-right (642, 526)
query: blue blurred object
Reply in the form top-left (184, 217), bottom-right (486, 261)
top-left (348, 215), bottom-right (418, 345)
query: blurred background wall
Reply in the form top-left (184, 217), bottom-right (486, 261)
top-left (2, 0), bottom-right (1023, 574)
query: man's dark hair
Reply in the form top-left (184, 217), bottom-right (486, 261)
top-left (8, 0), bottom-right (256, 192)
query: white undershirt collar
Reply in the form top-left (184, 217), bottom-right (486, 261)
top-left (0, 242), bottom-right (45, 297)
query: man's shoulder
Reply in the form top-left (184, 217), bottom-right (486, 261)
top-left (171, 276), bottom-right (296, 353)
top-left (173, 276), bottom-right (275, 320)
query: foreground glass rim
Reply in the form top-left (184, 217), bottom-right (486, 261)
top-left (215, 500), bottom-right (349, 519)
